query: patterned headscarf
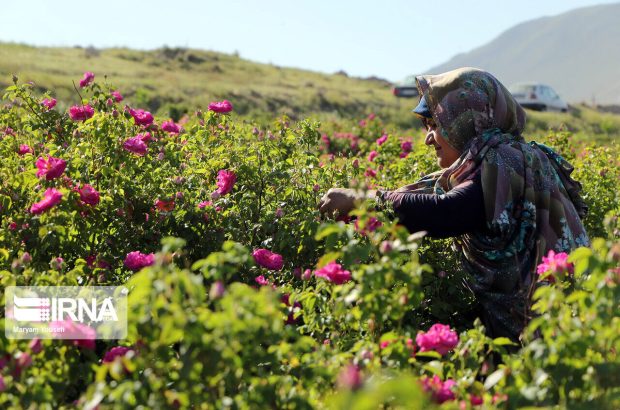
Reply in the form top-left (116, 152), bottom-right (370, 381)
top-left (400, 67), bottom-right (589, 340)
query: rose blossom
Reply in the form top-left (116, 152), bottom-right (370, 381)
top-left (313, 262), bottom-right (352, 285)
top-left (18, 144), bottom-right (33, 155)
top-left (401, 140), bottom-right (412, 153)
top-left (364, 168), bottom-right (377, 178)
top-left (29, 338), bottom-right (42, 354)
top-left (79, 71), bottom-right (95, 88)
top-left (48, 320), bottom-right (96, 350)
top-left (30, 188), bottom-right (63, 214)
top-left (161, 120), bottom-right (181, 134)
top-left (337, 364), bottom-right (362, 390)
top-left (208, 100), bottom-right (233, 113)
top-left (78, 184), bottom-right (100, 206)
top-left (35, 156), bottom-right (67, 180)
top-left (536, 250), bottom-right (574, 282)
top-left (376, 134), bottom-right (388, 146)
top-left (420, 375), bottom-right (456, 404)
top-left (69, 104), bottom-right (94, 121)
top-left (155, 199), bottom-right (175, 212)
top-left (123, 136), bottom-right (148, 156)
top-left (102, 346), bottom-right (132, 363)
top-left (252, 249), bottom-right (284, 271)
top-left (210, 281), bottom-right (226, 299)
top-left (124, 251), bottom-right (155, 272)
top-left (367, 150), bottom-right (378, 162)
top-left (215, 169), bottom-right (236, 195)
top-left (129, 108), bottom-right (154, 126)
top-left (354, 216), bottom-right (382, 235)
top-left (255, 275), bottom-right (271, 286)
top-left (111, 91), bottom-right (123, 102)
top-left (41, 98), bottom-right (57, 110)
top-left (415, 323), bottom-right (459, 355)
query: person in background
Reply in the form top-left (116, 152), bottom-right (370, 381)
top-left (318, 67), bottom-right (589, 343)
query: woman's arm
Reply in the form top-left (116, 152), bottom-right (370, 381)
top-left (378, 176), bottom-right (485, 238)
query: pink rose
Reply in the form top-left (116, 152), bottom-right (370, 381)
top-left (69, 104), bottom-right (94, 121)
top-left (30, 188), bottom-right (63, 214)
top-left (215, 169), bottom-right (236, 195)
top-left (337, 364), bottom-right (362, 390)
top-left (155, 199), bottom-right (175, 212)
top-left (161, 120), bottom-right (181, 134)
top-left (401, 140), bottom-right (412, 153)
top-left (123, 136), bottom-right (148, 156)
top-left (124, 251), bottom-right (155, 272)
top-left (35, 156), bottom-right (67, 180)
top-left (111, 91), bottom-right (123, 102)
top-left (415, 323), bottom-right (459, 356)
top-left (367, 151), bottom-right (378, 162)
top-left (79, 71), bottom-right (95, 88)
top-left (313, 262), bottom-right (352, 284)
top-left (209, 281), bottom-right (225, 300)
top-left (420, 375), bottom-right (456, 404)
top-left (129, 108), bottom-right (154, 126)
top-left (208, 100), bottom-right (233, 113)
top-left (15, 351), bottom-right (32, 369)
top-left (48, 320), bottom-right (96, 350)
top-left (29, 338), bottom-right (42, 354)
top-left (376, 134), bottom-right (388, 146)
top-left (102, 346), bottom-right (132, 363)
top-left (364, 168), bottom-right (377, 178)
top-left (78, 184), bottom-right (100, 206)
top-left (137, 132), bottom-right (153, 143)
top-left (255, 275), bottom-right (271, 286)
top-left (41, 98), bottom-right (57, 110)
top-left (18, 144), bottom-right (33, 155)
top-left (253, 249), bottom-right (284, 271)
top-left (536, 250), bottom-right (574, 283)
top-left (354, 216), bottom-right (382, 236)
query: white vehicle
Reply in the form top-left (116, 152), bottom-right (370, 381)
top-left (508, 82), bottom-right (568, 112)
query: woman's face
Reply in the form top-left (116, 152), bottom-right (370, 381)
top-left (423, 118), bottom-right (461, 168)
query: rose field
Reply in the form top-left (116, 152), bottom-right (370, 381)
top-left (0, 73), bottom-right (619, 409)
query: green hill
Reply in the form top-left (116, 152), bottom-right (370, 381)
top-left (0, 42), bottom-right (408, 122)
top-left (427, 3), bottom-right (620, 105)
top-left (2, 41), bottom-right (620, 144)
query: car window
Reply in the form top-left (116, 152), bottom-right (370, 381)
top-left (546, 87), bottom-right (559, 99)
top-left (509, 84), bottom-right (535, 93)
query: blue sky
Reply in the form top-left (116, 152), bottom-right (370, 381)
top-left (2, 0), bottom-right (617, 82)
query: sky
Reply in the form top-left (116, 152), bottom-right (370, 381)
top-left (1, 0), bottom-right (618, 82)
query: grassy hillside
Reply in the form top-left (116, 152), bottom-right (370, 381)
top-left (2, 42), bottom-right (619, 144)
top-left (0, 42), bottom-right (407, 122)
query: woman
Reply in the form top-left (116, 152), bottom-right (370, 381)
top-left (318, 67), bottom-right (589, 342)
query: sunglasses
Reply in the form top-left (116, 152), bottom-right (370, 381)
top-left (421, 117), bottom-right (438, 130)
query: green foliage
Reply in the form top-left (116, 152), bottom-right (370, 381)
top-left (0, 74), bottom-right (618, 409)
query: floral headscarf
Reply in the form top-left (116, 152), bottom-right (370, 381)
top-left (401, 67), bottom-right (589, 340)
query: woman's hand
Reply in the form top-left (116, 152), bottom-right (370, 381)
top-left (318, 188), bottom-right (376, 217)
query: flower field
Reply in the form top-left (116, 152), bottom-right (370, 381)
top-left (0, 73), bottom-right (619, 409)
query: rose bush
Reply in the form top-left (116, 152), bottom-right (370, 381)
top-left (0, 74), bottom-right (618, 408)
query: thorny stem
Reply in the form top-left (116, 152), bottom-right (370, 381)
top-left (72, 80), bottom-right (85, 103)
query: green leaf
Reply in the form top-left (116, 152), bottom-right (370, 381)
top-left (317, 252), bottom-right (341, 268)
top-left (492, 337), bottom-right (516, 346)
top-left (415, 351), bottom-right (442, 359)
